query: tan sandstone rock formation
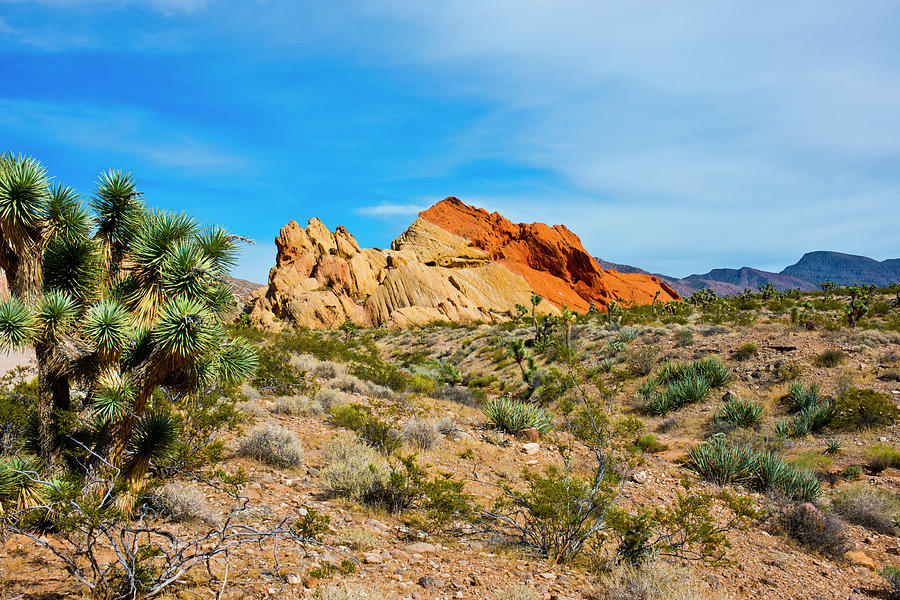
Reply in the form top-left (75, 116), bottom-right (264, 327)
top-left (248, 198), bottom-right (679, 329)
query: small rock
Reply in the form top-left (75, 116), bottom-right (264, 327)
top-left (844, 550), bottom-right (875, 570)
top-left (363, 552), bottom-right (383, 564)
top-left (404, 542), bottom-right (437, 554)
top-left (522, 442), bottom-right (540, 455)
top-left (887, 546), bottom-right (900, 555)
top-left (417, 575), bottom-right (436, 588)
top-left (630, 470), bottom-right (648, 484)
top-left (285, 573), bottom-right (302, 585)
top-left (540, 571), bottom-right (556, 580)
top-left (302, 576), bottom-right (319, 589)
top-left (469, 574), bottom-right (482, 586)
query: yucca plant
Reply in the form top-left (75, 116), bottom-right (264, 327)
top-left (0, 153), bottom-right (257, 509)
top-left (787, 381), bottom-right (821, 412)
top-left (483, 398), bottom-right (553, 435)
top-left (714, 396), bottom-right (763, 428)
top-left (687, 437), bottom-right (758, 486)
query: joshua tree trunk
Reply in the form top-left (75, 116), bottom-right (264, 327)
top-left (35, 345), bottom-right (71, 463)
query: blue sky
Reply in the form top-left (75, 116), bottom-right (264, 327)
top-left (1, 1), bottom-right (898, 282)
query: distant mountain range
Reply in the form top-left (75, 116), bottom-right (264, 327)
top-left (594, 251), bottom-right (900, 297)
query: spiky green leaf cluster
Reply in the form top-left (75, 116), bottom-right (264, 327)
top-left (0, 298), bottom-right (36, 351)
top-left (483, 397), bottom-right (554, 435)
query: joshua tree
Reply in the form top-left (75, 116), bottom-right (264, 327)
top-left (530, 293), bottom-right (542, 325)
top-left (651, 290), bottom-right (661, 316)
top-left (513, 303), bottom-right (528, 323)
top-left (819, 281), bottom-right (836, 301)
top-left (606, 299), bottom-right (622, 324)
top-left (506, 337), bottom-right (535, 384)
top-left (758, 282), bottom-right (776, 300)
top-left (844, 283), bottom-right (876, 328)
top-left (0, 154), bottom-right (257, 507)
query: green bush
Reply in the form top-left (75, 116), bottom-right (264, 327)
top-left (831, 388), bottom-right (899, 431)
top-left (814, 349), bottom-right (848, 368)
top-left (789, 400), bottom-right (834, 437)
top-left (633, 434), bottom-right (668, 453)
top-left (883, 566), bottom-right (900, 600)
top-left (408, 373), bottom-right (438, 396)
top-left (714, 396), bottom-right (763, 428)
top-left (483, 398), bottom-right (553, 435)
top-left (329, 404), bottom-right (400, 455)
top-left (252, 346), bottom-right (309, 395)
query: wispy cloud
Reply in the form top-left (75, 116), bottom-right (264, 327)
top-left (356, 203), bottom-right (425, 218)
top-left (0, 99), bottom-right (250, 174)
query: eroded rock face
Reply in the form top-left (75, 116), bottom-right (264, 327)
top-left (248, 198), bottom-right (679, 329)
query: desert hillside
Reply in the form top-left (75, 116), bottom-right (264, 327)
top-left (4, 284), bottom-right (900, 599)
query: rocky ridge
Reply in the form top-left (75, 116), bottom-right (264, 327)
top-left (248, 198), bottom-right (678, 329)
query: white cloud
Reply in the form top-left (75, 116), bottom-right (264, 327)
top-left (0, 99), bottom-right (250, 174)
top-left (356, 203), bottom-right (426, 218)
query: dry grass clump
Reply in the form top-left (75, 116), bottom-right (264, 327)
top-left (148, 482), bottom-right (219, 526)
top-left (494, 583), bottom-right (539, 600)
top-left (831, 484), bottom-right (900, 534)
top-left (595, 558), bottom-right (719, 600)
top-left (342, 526), bottom-right (379, 550)
top-left (293, 353), bottom-right (348, 380)
top-left (314, 584), bottom-right (375, 600)
top-left (238, 425), bottom-right (305, 468)
top-left (401, 418), bottom-right (442, 450)
top-left (272, 395), bottom-right (322, 416)
top-left (328, 373), bottom-right (393, 399)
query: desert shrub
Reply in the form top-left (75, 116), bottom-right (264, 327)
top-left (781, 502), bottom-right (849, 557)
top-left (633, 434), bottom-right (668, 454)
top-left (714, 396), bottom-right (763, 428)
top-left (832, 484), bottom-right (900, 534)
top-left (272, 395), bottom-right (321, 416)
top-left (483, 398), bottom-right (553, 435)
top-left (148, 482), bottom-right (219, 525)
top-left (831, 388), bottom-right (899, 431)
top-left (596, 558), bottom-right (715, 600)
top-left (883, 566), bottom-right (900, 600)
top-left (329, 403), bottom-right (400, 455)
top-left (673, 329), bottom-right (694, 347)
top-left (881, 368), bottom-right (900, 382)
top-left (401, 418), bottom-right (441, 450)
top-left (687, 438), bottom-right (820, 500)
top-left (435, 385), bottom-right (480, 406)
top-left (494, 584), bottom-right (539, 600)
top-left (252, 346), bottom-right (309, 395)
top-left (867, 445), bottom-right (900, 472)
top-left (238, 425), bottom-right (305, 468)
top-left (314, 388), bottom-right (348, 412)
top-left (626, 347), bottom-right (657, 377)
top-left (618, 327), bottom-right (639, 343)
top-left (321, 437), bottom-right (388, 501)
top-left (842, 465), bottom-right (863, 480)
top-left (814, 349), bottom-right (848, 368)
top-left (733, 342), bottom-right (759, 360)
top-left (408, 373), bottom-right (438, 396)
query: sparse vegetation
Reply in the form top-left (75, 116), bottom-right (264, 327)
top-left (483, 397), bottom-right (553, 435)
